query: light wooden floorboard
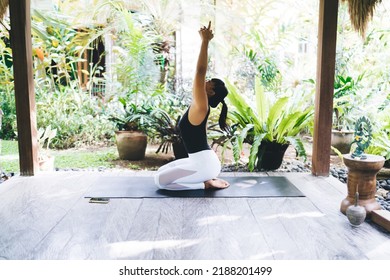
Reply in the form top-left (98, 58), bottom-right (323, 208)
top-left (247, 198), bottom-right (304, 259)
top-left (0, 171), bottom-right (389, 260)
top-left (181, 198), bottom-right (254, 260)
top-left (0, 172), bottom-right (99, 259)
top-left (282, 173), bottom-right (390, 259)
top-left (32, 198), bottom-right (143, 260)
top-left (117, 198), bottom-right (185, 260)
top-left (222, 198), bottom-right (272, 259)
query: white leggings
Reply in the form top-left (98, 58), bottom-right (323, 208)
top-left (154, 149), bottom-right (221, 190)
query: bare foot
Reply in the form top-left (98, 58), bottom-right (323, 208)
top-left (204, 178), bottom-right (230, 189)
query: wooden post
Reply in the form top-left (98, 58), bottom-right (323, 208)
top-left (312, 0), bottom-right (339, 176)
top-left (9, 0), bottom-right (38, 176)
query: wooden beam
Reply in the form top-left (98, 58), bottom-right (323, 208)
top-left (9, 0), bottom-right (38, 176)
top-left (312, 0), bottom-right (339, 177)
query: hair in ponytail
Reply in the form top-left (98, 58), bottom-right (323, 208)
top-left (207, 78), bottom-right (229, 132)
top-left (219, 100), bottom-right (229, 132)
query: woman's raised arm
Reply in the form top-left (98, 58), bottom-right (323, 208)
top-left (189, 21), bottom-right (214, 125)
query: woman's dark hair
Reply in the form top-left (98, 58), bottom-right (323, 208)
top-left (208, 78), bottom-right (229, 131)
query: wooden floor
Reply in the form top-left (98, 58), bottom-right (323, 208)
top-left (0, 170), bottom-right (389, 260)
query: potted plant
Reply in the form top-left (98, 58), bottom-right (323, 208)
top-left (225, 77), bottom-right (313, 171)
top-left (37, 125), bottom-right (57, 171)
top-left (150, 108), bottom-right (187, 159)
top-left (110, 98), bottom-right (154, 160)
top-left (331, 74), bottom-right (362, 154)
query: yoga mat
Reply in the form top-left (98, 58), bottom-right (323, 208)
top-left (85, 176), bottom-right (304, 198)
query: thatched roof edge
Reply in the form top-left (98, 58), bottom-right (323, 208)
top-left (342, 0), bottom-right (383, 37)
top-left (0, 0), bottom-right (8, 21)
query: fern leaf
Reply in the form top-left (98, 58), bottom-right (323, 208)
top-left (286, 136), bottom-right (307, 161)
top-left (248, 133), bottom-right (266, 171)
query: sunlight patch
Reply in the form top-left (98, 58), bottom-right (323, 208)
top-left (197, 215), bottom-right (241, 226)
top-left (107, 239), bottom-right (203, 259)
top-left (261, 212), bottom-right (325, 220)
top-left (235, 179), bottom-right (266, 189)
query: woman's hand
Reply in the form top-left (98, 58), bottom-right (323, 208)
top-left (199, 21), bottom-right (214, 42)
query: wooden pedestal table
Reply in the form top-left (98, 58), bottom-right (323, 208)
top-left (340, 154), bottom-right (385, 218)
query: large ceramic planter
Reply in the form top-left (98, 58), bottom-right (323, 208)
top-left (257, 141), bottom-right (289, 171)
top-left (331, 130), bottom-right (355, 155)
top-left (331, 130), bottom-right (354, 154)
top-left (115, 131), bottom-right (147, 160)
top-left (340, 154), bottom-right (385, 218)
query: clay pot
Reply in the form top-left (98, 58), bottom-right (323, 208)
top-left (331, 130), bottom-right (354, 154)
top-left (346, 192), bottom-right (366, 226)
top-left (115, 131), bottom-right (147, 160)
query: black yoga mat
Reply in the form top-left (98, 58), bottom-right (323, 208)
top-left (85, 176), bottom-right (304, 198)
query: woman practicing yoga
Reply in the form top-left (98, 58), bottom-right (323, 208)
top-left (154, 21), bottom-right (230, 191)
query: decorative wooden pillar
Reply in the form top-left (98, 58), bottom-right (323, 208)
top-left (9, 0), bottom-right (38, 176)
top-left (312, 0), bottom-right (339, 176)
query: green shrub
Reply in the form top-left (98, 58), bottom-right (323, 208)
top-left (0, 90), bottom-right (16, 139)
top-left (36, 83), bottom-right (116, 149)
top-left (0, 30), bottom-right (16, 140)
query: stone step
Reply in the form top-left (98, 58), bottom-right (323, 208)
top-left (371, 210), bottom-right (390, 232)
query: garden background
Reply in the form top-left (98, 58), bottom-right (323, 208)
top-left (0, 0), bottom-right (389, 173)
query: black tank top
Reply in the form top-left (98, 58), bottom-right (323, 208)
top-left (178, 107), bottom-right (211, 153)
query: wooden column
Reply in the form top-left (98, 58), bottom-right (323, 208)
top-left (9, 0), bottom-right (38, 176)
top-left (312, 0), bottom-right (339, 176)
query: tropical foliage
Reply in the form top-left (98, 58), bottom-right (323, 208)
top-left (35, 84), bottom-right (116, 148)
top-left (365, 107), bottom-right (390, 161)
top-left (0, 0), bottom-right (389, 166)
top-left (149, 108), bottom-right (183, 155)
top-left (332, 74), bottom-right (363, 131)
top-left (0, 23), bottom-right (15, 139)
top-left (109, 99), bottom-right (154, 133)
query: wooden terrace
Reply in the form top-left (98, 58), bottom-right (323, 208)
top-left (0, 171), bottom-right (389, 260)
